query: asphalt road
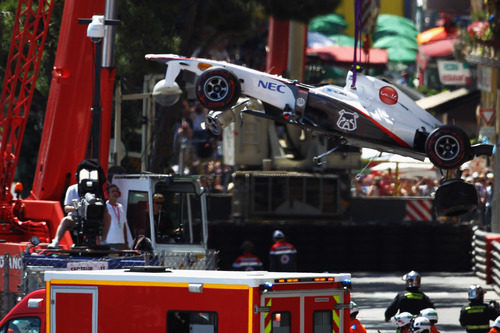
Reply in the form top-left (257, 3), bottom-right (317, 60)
top-left (351, 272), bottom-right (497, 333)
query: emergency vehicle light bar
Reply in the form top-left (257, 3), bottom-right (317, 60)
top-left (275, 277), bottom-right (335, 283)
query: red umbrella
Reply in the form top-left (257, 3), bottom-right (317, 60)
top-left (417, 26), bottom-right (448, 45)
top-left (306, 46), bottom-right (388, 65)
top-left (419, 37), bottom-right (458, 58)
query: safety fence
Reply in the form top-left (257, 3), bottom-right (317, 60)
top-left (472, 226), bottom-right (500, 294)
top-left (350, 197), bottom-right (434, 223)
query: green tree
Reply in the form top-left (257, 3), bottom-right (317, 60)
top-left (257, 0), bottom-right (340, 23)
top-left (114, 0), bottom-right (262, 173)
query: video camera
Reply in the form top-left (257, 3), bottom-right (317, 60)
top-left (72, 159), bottom-right (106, 248)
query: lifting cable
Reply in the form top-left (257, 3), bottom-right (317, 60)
top-left (351, 0), bottom-right (362, 88)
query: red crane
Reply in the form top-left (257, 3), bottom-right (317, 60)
top-left (0, 0), bottom-right (55, 225)
top-left (0, 0), bottom-right (115, 246)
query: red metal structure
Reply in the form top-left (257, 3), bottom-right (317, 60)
top-left (0, 0), bottom-right (55, 224)
top-left (0, 0), bottom-right (114, 248)
top-left (31, 0), bottom-right (114, 202)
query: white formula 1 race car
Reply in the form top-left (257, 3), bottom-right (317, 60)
top-left (146, 54), bottom-right (492, 217)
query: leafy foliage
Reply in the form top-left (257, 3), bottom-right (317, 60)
top-left (1, 0), bottom-right (341, 179)
top-left (256, 0), bottom-right (340, 23)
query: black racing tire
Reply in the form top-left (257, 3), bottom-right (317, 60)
top-left (195, 67), bottom-right (241, 111)
top-left (434, 179), bottom-right (477, 217)
top-left (425, 125), bottom-right (471, 169)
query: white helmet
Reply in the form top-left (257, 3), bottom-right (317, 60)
top-left (419, 308), bottom-right (438, 324)
top-left (392, 312), bottom-right (413, 327)
top-left (412, 316), bottom-right (431, 333)
top-left (493, 316), bottom-right (500, 329)
top-left (273, 230), bottom-right (284, 240)
top-left (350, 301), bottom-right (359, 315)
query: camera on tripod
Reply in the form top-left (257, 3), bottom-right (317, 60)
top-left (72, 160), bottom-right (106, 248)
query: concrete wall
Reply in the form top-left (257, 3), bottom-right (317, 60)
top-left (209, 221), bottom-right (473, 273)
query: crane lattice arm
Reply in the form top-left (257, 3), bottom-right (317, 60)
top-left (0, 0), bottom-right (55, 205)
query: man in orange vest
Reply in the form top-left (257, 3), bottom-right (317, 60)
top-left (232, 240), bottom-right (263, 271)
top-left (269, 230), bottom-right (297, 272)
top-left (350, 301), bottom-right (367, 333)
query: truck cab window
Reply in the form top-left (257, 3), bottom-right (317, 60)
top-left (126, 189), bottom-right (202, 245)
top-left (313, 310), bottom-right (333, 333)
top-left (154, 192), bottom-right (187, 244)
top-left (125, 191), bottom-right (150, 239)
top-left (0, 317), bottom-right (40, 333)
top-left (271, 312), bottom-right (291, 333)
top-left (167, 310), bottom-right (217, 333)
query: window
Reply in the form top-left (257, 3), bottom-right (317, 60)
top-left (271, 312), bottom-right (291, 333)
top-left (126, 190), bottom-right (149, 239)
top-left (167, 311), bottom-right (217, 333)
top-left (313, 310), bottom-right (332, 333)
top-left (0, 317), bottom-right (41, 333)
top-left (127, 190), bottom-right (195, 244)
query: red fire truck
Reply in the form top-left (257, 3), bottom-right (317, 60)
top-left (0, 268), bottom-right (352, 333)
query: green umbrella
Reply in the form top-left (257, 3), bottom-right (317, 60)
top-left (373, 35), bottom-right (418, 50)
top-left (327, 34), bottom-right (355, 47)
top-left (309, 14), bottom-right (347, 35)
top-left (374, 26), bottom-right (418, 41)
top-left (386, 47), bottom-right (417, 63)
top-left (376, 14), bottom-right (416, 31)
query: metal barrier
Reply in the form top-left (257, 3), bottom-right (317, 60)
top-left (472, 226), bottom-right (500, 293)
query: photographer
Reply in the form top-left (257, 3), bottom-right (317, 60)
top-left (48, 159), bottom-right (109, 249)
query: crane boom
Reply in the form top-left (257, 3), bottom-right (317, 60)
top-left (0, 0), bottom-right (55, 210)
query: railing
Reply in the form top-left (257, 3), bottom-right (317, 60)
top-left (472, 226), bottom-right (500, 294)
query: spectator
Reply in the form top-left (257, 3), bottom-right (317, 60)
top-left (484, 172), bottom-right (494, 227)
top-left (400, 178), bottom-right (417, 196)
top-left (417, 177), bottom-right (437, 196)
top-left (367, 176), bottom-right (381, 196)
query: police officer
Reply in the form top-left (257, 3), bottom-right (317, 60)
top-left (269, 230), bottom-right (297, 272)
top-left (460, 285), bottom-right (500, 333)
top-left (385, 271), bottom-right (435, 321)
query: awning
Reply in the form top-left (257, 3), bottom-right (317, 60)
top-left (416, 88), bottom-right (477, 110)
top-left (417, 37), bottom-right (458, 70)
top-left (306, 46), bottom-right (388, 65)
top-left (419, 37), bottom-right (457, 58)
top-left (417, 26), bottom-right (449, 45)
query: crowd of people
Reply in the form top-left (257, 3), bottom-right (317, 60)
top-left (173, 99), bottom-right (234, 194)
top-left (352, 164), bottom-right (495, 226)
top-left (354, 173), bottom-right (439, 197)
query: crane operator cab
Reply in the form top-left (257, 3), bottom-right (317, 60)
top-left (112, 174), bottom-right (216, 269)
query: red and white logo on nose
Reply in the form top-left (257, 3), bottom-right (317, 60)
top-left (379, 86), bottom-right (398, 105)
